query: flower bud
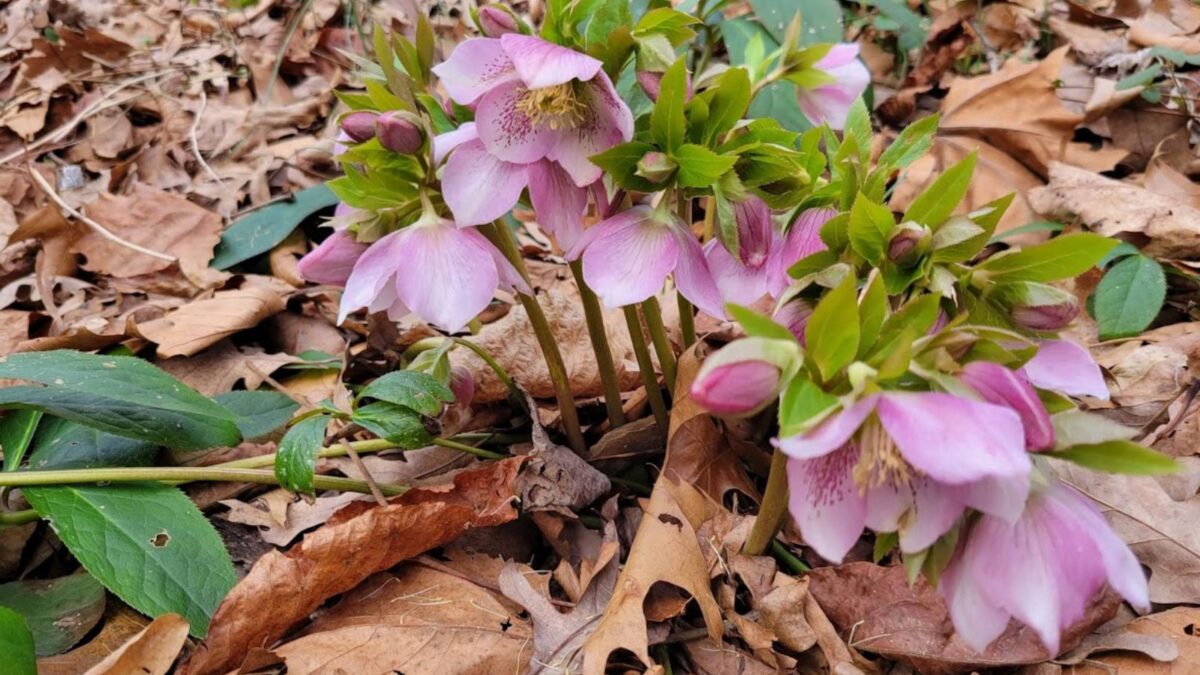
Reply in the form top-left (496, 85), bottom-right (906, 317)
top-left (449, 365), bottom-right (475, 407)
top-left (477, 5), bottom-right (519, 37)
top-left (637, 69), bottom-right (693, 103)
top-left (634, 151), bottom-right (677, 184)
top-left (996, 282), bottom-right (1080, 331)
top-left (376, 111), bottom-right (424, 154)
top-left (886, 223), bottom-right (930, 267)
top-left (340, 111), bottom-right (378, 143)
top-left (1011, 300), bottom-right (1079, 332)
top-left (690, 337), bottom-right (801, 417)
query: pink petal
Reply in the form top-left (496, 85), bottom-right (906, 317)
top-left (899, 478), bottom-right (966, 553)
top-left (500, 33), bottom-right (602, 89)
top-left (579, 206), bottom-right (678, 308)
top-left (787, 447), bottom-right (868, 563)
top-left (1048, 484), bottom-right (1149, 612)
top-left (528, 159), bottom-right (588, 252)
top-left (940, 548), bottom-right (1013, 653)
top-left (338, 231), bottom-right (405, 323)
top-left (878, 393), bottom-right (1031, 484)
top-left (815, 43), bottom-right (862, 70)
top-left (704, 238), bottom-right (771, 306)
top-left (691, 359), bottom-right (780, 417)
top-left (547, 72), bottom-right (633, 186)
top-left (672, 227), bottom-right (727, 319)
top-left (957, 473), bottom-right (1030, 524)
top-left (432, 122), bottom-right (478, 165)
top-left (476, 81), bottom-right (558, 164)
top-left (441, 139), bottom-right (529, 226)
top-left (775, 396), bottom-right (879, 460)
top-left (960, 361), bottom-right (1055, 451)
top-left (733, 196), bottom-right (775, 267)
top-left (768, 207), bottom-right (835, 296)
top-left (796, 49), bottom-right (870, 130)
top-left (484, 231), bottom-right (533, 296)
top-left (431, 37), bottom-right (517, 105)
top-left (392, 222), bottom-right (500, 332)
top-left (864, 482), bottom-right (908, 533)
top-left (1023, 340), bottom-right (1109, 401)
top-left (298, 230), bottom-right (367, 286)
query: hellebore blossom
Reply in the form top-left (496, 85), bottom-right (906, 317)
top-left (704, 200), bottom-right (837, 306)
top-left (779, 391), bottom-right (1031, 562)
top-left (959, 361), bottom-right (1055, 451)
top-left (297, 229), bottom-right (368, 286)
top-left (1023, 339), bottom-right (1109, 400)
top-left (690, 337), bottom-right (800, 417)
top-left (432, 33), bottom-right (633, 250)
top-left (576, 204), bottom-right (725, 318)
top-left (334, 209), bottom-right (528, 332)
top-left (940, 478), bottom-right (1149, 654)
top-left (795, 44), bottom-right (871, 130)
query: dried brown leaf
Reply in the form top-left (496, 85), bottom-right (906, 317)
top-left (1072, 607), bottom-right (1199, 673)
top-left (37, 603), bottom-right (152, 675)
top-left (82, 613), bottom-right (189, 675)
top-left (135, 287), bottom-right (286, 357)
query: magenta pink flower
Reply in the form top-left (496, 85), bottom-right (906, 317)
top-left (795, 44), bottom-right (871, 130)
top-left (940, 479), bottom-right (1148, 655)
top-left (704, 201), bottom-right (836, 306)
top-left (960, 361), bottom-right (1055, 451)
top-left (1023, 339), bottom-right (1109, 400)
top-left (337, 215), bottom-right (528, 332)
top-left (778, 391), bottom-right (1031, 562)
top-left (575, 204), bottom-right (724, 318)
top-left (432, 34), bottom-right (632, 250)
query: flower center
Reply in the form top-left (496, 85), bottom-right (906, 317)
top-left (852, 418), bottom-right (910, 490)
top-left (516, 83), bottom-right (586, 130)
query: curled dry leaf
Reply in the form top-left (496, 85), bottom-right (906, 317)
top-left (219, 491), bottom-right (366, 547)
top-left (134, 287), bottom-right (286, 358)
top-left (806, 562), bottom-right (1119, 673)
top-left (1069, 607), bottom-right (1199, 673)
top-left (180, 457), bottom-right (525, 675)
top-left (272, 567), bottom-right (531, 674)
top-left (1030, 162), bottom-right (1200, 258)
top-left (82, 613), bottom-right (189, 675)
top-left (518, 403), bottom-right (611, 515)
top-left (37, 603), bottom-right (152, 675)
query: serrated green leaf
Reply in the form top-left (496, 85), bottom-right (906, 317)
top-left (869, 294), bottom-right (942, 365)
top-left (650, 58), bottom-right (688, 151)
top-left (726, 304), bottom-right (796, 342)
top-left (805, 273), bottom-right (860, 381)
top-left (358, 370), bottom-right (455, 417)
top-left (352, 402), bottom-right (434, 448)
top-left (0, 606), bottom-right (36, 675)
top-left (978, 232), bottom-right (1119, 282)
top-left (673, 144), bottom-right (737, 187)
top-left (210, 185), bottom-right (339, 270)
top-left (0, 410), bottom-right (41, 471)
top-left (0, 574), bottom-right (104, 656)
top-left (0, 351), bottom-right (241, 450)
top-left (848, 193), bottom-right (894, 264)
top-left (1093, 254), bottom-right (1166, 340)
top-left (25, 483), bottom-right (235, 637)
top-left (1047, 440), bottom-right (1178, 475)
top-left (634, 7), bottom-right (700, 44)
top-left (902, 151), bottom-right (976, 228)
top-left (878, 113), bottom-right (939, 170)
top-left (274, 414), bottom-right (330, 496)
top-left (591, 141), bottom-right (659, 192)
top-left (213, 391), bottom-right (299, 441)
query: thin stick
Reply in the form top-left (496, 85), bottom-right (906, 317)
top-left (623, 305), bottom-right (669, 439)
top-left (340, 439), bottom-right (387, 507)
top-left (27, 168), bottom-right (176, 262)
top-left (188, 88), bottom-right (231, 195)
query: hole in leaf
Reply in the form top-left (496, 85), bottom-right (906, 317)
top-left (657, 513), bottom-right (683, 530)
top-left (150, 531), bottom-right (170, 548)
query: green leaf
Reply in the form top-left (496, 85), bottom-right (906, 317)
top-left (978, 232), bottom-right (1119, 282)
top-left (1116, 64), bottom-right (1161, 91)
top-left (902, 151), bottom-right (976, 228)
top-left (585, 0), bottom-right (634, 74)
top-left (0, 606), bottom-right (36, 675)
top-left (805, 273), bottom-right (860, 381)
top-left (0, 574), bottom-right (105, 656)
top-left (988, 220), bottom-right (1063, 243)
top-left (1093, 254), bottom-right (1166, 340)
top-left (858, 273), bottom-right (887, 355)
top-left (869, 295), bottom-right (942, 364)
top-left (591, 141), bottom-right (659, 192)
top-left (358, 370), bottom-right (455, 417)
top-left (650, 58), bottom-right (688, 151)
top-left (351, 402), bottom-right (434, 448)
top-left (27, 417), bottom-right (157, 471)
top-left (748, 0), bottom-right (843, 44)
top-left (865, 0), bottom-right (928, 51)
top-left (726, 304), bottom-right (796, 342)
top-left (0, 351), bottom-right (241, 450)
top-left (25, 483), bottom-right (235, 637)
top-left (778, 377), bottom-right (838, 436)
top-left (672, 144), bottom-right (737, 187)
top-left (878, 113), bottom-right (939, 170)
top-left (210, 185), bottom-right (339, 270)
top-left (848, 192), bottom-right (895, 264)
top-left (712, 184), bottom-right (740, 260)
top-left (274, 414), bottom-right (330, 496)
top-left (873, 531), bottom-right (898, 563)
top-left (0, 410), bottom-right (41, 471)
top-left (701, 67), bottom-right (751, 145)
top-left (634, 8), bottom-right (700, 44)
top-left (213, 391), bottom-right (299, 440)
top-left (1051, 410), bottom-right (1137, 448)
top-left (1047, 440), bottom-right (1178, 475)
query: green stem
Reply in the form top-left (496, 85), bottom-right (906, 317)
top-left (623, 305), bottom-right (669, 439)
top-left (0, 509), bottom-right (37, 527)
top-left (217, 438), bottom-right (399, 470)
top-left (430, 437), bottom-right (506, 460)
top-left (678, 295), bottom-right (697, 348)
top-left (569, 260), bottom-right (626, 428)
top-left (641, 296), bottom-right (677, 398)
top-left (772, 539), bottom-right (810, 574)
top-left (0, 467), bottom-right (408, 497)
top-left (743, 446), bottom-right (789, 555)
top-left (484, 222), bottom-right (586, 454)
top-left (452, 337), bottom-right (528, 412)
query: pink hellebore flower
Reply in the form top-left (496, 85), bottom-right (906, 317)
top-left (796, 44), bottom-right (871, 130)
top-left (337, 215), bottom-right (528, 332)
top-left (576, 205), bottom-right (725, 318)
top-left (960, 361), bottom-right (1055, 451)
top-left (778, 391), bottom-right (1032, 562)
top-left (940, 479), bottom-right (1149, 655)
top-left (432, 34), bottom-right (633, 250)
top-left (1023, 339), bottom-right (1109, 400)
top-left (297, 229), bottom-right (368, 286)
top-left (690, 337), bottom-right (801, 417)
top-left (704, 201), bottom-right (837, 306)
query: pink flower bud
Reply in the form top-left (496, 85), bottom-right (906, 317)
top-left (995, 282), bottom-right (1080, 332)
top-left (376, 111), bottom-right (424, 154)
top-left (1011, 300), bottom-right (1080, 331)
top-left (886, 224), bottom-right (929, 266)
top-left (340, 111), bottom-right (378, 143)
top-left (691, 359), bottom-right (781, 417)
top-left (298, 230), bottom-right (368, 286)
top-left (634, 150), bottom-right (677, 184)
top-left (637, 70), bottom-right (693, 103)
top-left (478, 5), bottom-right (519, 36)
top-left (450, 365), bottom-right (475, 407)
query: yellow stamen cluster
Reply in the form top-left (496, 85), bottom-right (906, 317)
top-left (852, 418), bottom-right (911, 491)
top-left (516, 83), bottom-right (586, 130)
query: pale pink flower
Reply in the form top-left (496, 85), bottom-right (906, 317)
top-left (795, 44), bottom-right (871, 130)
top-left (940, 479), bottom-right (1149, 655)
top-left (960, 361), bottom-right (1055, 451)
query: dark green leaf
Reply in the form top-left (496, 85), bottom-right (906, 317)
top-left (274, 414), bottom-right (330, 496)
top-left (902, 151), bottom-right (976, 228)
top-left (748, 0), bottom-right (842, 43)
top-left (805, 273), bottom-right (860, 381)
top-left (0, 410), bottom-right (41, 471)
top-left (27, 417), bottom-right (157, 471)
top-left (25, 483), bottom-right (236, 637)
top-left (1093, 254), bottom-right (1166, 340)
top-left (0, 574), bottom-right (105, 656)
top-left (352, 402), bottom-right (434, 448)
top-left (978, 232), bottom-right (1119, 282)
top-left (858, 273), bottom-right (887, 355)
top-left (213, 391), bottom-right (299, 440)
top-left (0, 606), bottom-right (36, 675)
top-left (358, 370), bottom-right (455, 417)
top-left (1047, 440), bottom-right (1178, 475)
top-left (210, 185), bottom-right (339, 270)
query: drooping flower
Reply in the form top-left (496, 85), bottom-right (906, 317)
top-left (960, 361), bottom-right (1055, 451)
top-left (778, 391), bottom-right (1031, 562)
top-left (691, 337), bottom-right (801, 417)
top-left (297, 229), bottom-right (368, 286)
top-left (768, 207), bottom-right (837, 294)
top-left (576, 204), bottom-right (725, 318)
top-left (940, 478), bottom-right (1149, 655)
top-left (1023, 339), bottom-right (1109, 400)
top-left (337, 214), bottom-right (528, 332)
top-left (795, 44), bottom-right (871, 130)
top-left (432, 34), bottom-right (633, 250)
